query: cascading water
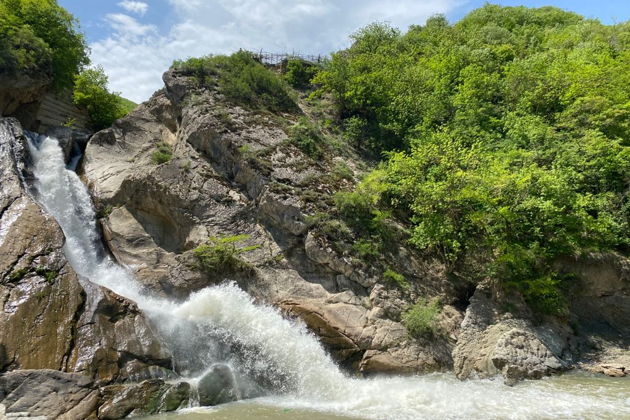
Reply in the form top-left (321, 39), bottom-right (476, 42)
top-left (26, 134), bottom-right (630, 420)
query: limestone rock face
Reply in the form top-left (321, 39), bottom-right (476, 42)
top-left (453, 282), bottom-right (571, 384)
top-left (0, 118), bottom-right (176, 415)
top-left (0, 370), bottom-right (99, 419)
top-left (81, 71), bottom-right (462, 374)
top-left (0, 73), bottom-right (50, 117)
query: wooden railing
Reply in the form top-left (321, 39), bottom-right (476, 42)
top-left (253, 51), bottom-right (326, 65)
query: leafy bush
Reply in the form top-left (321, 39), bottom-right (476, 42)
top-left (73, 67), bottom-right (128, 130)
top-left (173, 51), bottom-right (298, 112)
top-left (288, 117), bottom-right (325, 159)
top-left (383, 268), bottom-right (408, 289)
top-left (317, 5), bottom-right (630, 314)
top-left (331, 161), bottom-right (353, 181)
top-left (402, 298), bottom-right (442, 337)
top-left (283, 58), bottom-right (320, 89)
top-left (151, 142), bottom-right (172, 164)
top-left (0, 0), bottom-right (88, 89)
top-left (194, 234), bottom-right (260, 274)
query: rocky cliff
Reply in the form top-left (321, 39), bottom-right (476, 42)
top-left (83, 68), bottom-right (629, 381)
top-left (0, 118), bottom-right (188, 418)
top-left (0, 63), bottom-right (628, 418)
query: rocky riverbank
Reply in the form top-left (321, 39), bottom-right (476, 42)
top-left (0, 63), bottom-right (628, 418)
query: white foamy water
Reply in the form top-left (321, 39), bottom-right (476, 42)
top-left (26, 134), bottom-right (630, 420)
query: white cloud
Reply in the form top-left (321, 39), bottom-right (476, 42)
top-left (91, 0), bottom-right (464, 103)
top-left (104, 13), bottom-right (156, 38)
top-left (118, 0), bottom-right (149, 16)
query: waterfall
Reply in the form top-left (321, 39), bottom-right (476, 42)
top-left (25, 134), bottom-right (630, 420)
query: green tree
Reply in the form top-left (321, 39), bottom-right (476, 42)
top-left (0, 0), bottom-right (88, 89)
top-left (73, 67), bottom-right (127, 130)
top-left (316, 5), bottom-right (630, 314)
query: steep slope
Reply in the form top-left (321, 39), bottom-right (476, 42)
top-left (0, 118), bottom-right (187, 417)
top-left (82, 67), bottom-right (465, 374)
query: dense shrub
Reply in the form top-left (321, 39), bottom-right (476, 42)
top-left (317, 5), bottom-right (630, 314)
top-left (402, 298), bottom-right (442, 337)
top-left (72, 67), bottom-right (129, 130)
top-left (151, 142), bottom-right (172, 164)
top-left (283, 58), bottom-right (320, 89)
top-left (173, 51), bottom-right (298, 112)
top-left (0, 0), bottom-right (88, 89)
top-left (194, 234), bottom-right (260, 274)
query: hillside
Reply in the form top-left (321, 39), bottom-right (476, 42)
top-left (0, 3), bottom-right (628, 419)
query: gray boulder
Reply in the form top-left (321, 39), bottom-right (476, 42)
top-left (197, 364), bottom-right (240, 406)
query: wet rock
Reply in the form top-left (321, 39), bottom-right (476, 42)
top-left (280, 299), bottom-right (362, 360)
top-left (44, 126), bottom-right (91, 163)
top-left (67, 282), bottom-right (174, 384)
top-left (1, 118), bottom-right (85, 371)
top-left (197, 364), bottom-right (240, 406)
top-left (1, 118), bottom-right (174, 386)
top-left (0, 370), bottom-right (99, 419)
top-left (98, 380), bottom-right (190, 419)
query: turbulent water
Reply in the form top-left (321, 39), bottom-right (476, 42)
top-left (26, 134), bottom-right (630, 420)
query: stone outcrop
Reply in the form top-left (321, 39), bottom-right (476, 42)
top-left (452, 282), bottom-right (572, 384)
top-left (81, 68), bottom-right (630, 384)
top-left (0, 370), bottom-right (99, 419)
top-left (0, 118), bottom-right (178, 416)
top-left (82, 71), bottom-right (462, 375)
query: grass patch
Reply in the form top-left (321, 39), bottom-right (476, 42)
top-left (288, 117), bottom-right (325, 159)
top-left (152, 142), bottom-right (172, 164)
top-left (383, 268), bottom-right (408, 289)
top-left (194, 234), bottom-right (261, 275)
top-left (402, 298), bottom-right (442, 338)
top-left (331, 161), bottom-right (353, 182)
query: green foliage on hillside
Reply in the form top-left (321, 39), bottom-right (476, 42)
top-left (0, 0), bottom-right (88, 89)
top-left (316, 5), bottom-right (630, 314)
top-left (118, 96), bottom-right (137, 114)
top-left (151, 141), bottom-right (172, 164)
top-left (194, 234), bottom-right (261, 275)
top-left (402, 298), bottom-right (442, 337)
top-left (73, 67), bottom-right (130, 130)
top-left (283, 58), bottom-right (320, 89)
top-left (172, 51), bottom-right (298, 112)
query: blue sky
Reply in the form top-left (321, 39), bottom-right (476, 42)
top-left (58, 1), bottom-right (630, 103)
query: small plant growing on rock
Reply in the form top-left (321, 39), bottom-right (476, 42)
top-left (152, 142), bottom-right (173, 164)
top-left (402, 298), bottom-right (442, 338)
top-left (194, 234), bottom-right (261, 275)
top-left (288, 117), bottom-right (325, 159)
top-left (7, 267), bottom-right (29, 282)
top-left (353, 239), bottom-right (380, 259)
top-left (383, 268), bottom-right (408, 289)
top-left (35, 266), bottom-right (58, 283)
